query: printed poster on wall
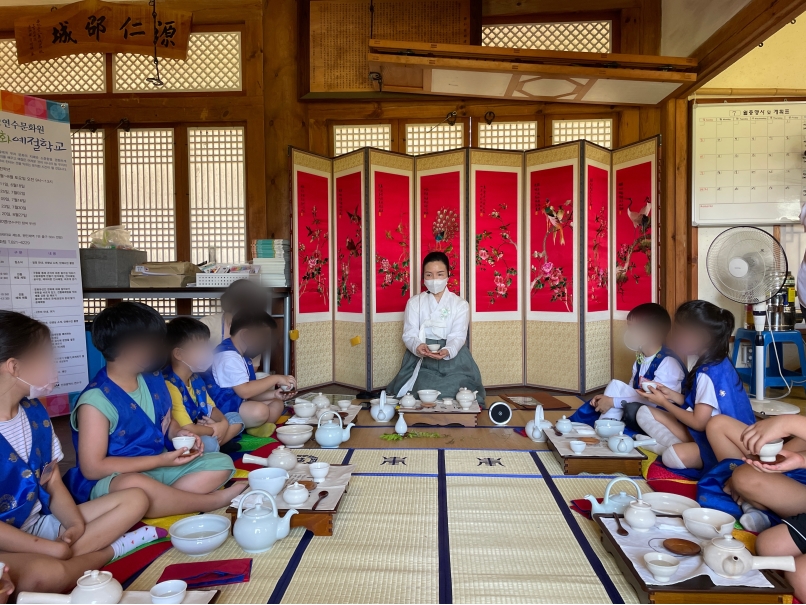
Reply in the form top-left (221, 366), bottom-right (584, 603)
top-left (296, 169), bottom-right (331, 316)
top-left (614, 161), bottom-right (653, 312)
top-left (373, 170), bottom-right (411, 316)
top-left (335, 169), bottom-right (363, 316)
top-left (419, 170), bottom-right (462, 295)
top-left (0, 91), bottom-right (87, 416)
top-left (586, 164), bottom-right (610, 314)
top-left (528, 164), bottom-right (576, 315)
top-left (473, 169), bottom-right (520, 315)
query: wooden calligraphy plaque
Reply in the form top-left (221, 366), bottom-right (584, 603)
top-left (14, 0), bottom-right (191, 64)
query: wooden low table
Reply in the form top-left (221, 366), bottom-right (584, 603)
top-left (545, 429), bottom-right (645, 476)
top-left (594, 514), bottom-right (792, 603)
top-left (398, 401), bottom-right (482, 428)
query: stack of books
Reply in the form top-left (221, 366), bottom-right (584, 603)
top-left (251, 239), bottom-right (290, 288)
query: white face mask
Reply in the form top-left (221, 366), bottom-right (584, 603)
top-left (424, 278), bottom-right (448, 294)
top-left (180, 350), bottom-right (214, 374)
top-left (623, 329), bottom-right (645, 352)
top-left (17, 376), bottom-right (57, 399)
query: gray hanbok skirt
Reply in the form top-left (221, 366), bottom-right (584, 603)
top-left (386, 337), bottom-right (486, 405)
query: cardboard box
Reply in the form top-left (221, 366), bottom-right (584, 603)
top-left (80, 248), bottom-right (148, 288)
top-left (130, 262), bottom-right (201, 288)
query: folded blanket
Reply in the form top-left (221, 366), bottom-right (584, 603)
top-left (157, 558), bottom-right (253, 588)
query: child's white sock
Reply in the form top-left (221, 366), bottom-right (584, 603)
top-left (110, 526), bottom-right (166, 560)
top-left (740, 502), bottom-right (772, 533)
top-left (661, 445), bottom-right (686, 469)
top-left (636, 405), bottom-right (683, 450)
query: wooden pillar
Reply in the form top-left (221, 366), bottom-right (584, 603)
top-left (660, 98), bottom-right (691, 313)
top-left (264, 0), bottom-right (308, 239)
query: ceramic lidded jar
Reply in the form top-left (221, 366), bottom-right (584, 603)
top-left (282, 482), bottom-right (309, 506)
top-left (267, 446), bottom-right (298, 471)
top-left (623, 499), bottom-right (656, 532)
top-left (311, 392), bottom-right (330, 409)
top-left (555, 415), bottom-right (573, 434)
top-left (400, 392), bottom-right (417, 408)
top-left (72, 570), bottom-right (123, 604)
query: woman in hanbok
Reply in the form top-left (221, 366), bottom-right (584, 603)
top-left (387, 252), bottom-right (485, 404)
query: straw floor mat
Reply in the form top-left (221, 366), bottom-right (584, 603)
top-left (129, 448), bottom-right (645, 603)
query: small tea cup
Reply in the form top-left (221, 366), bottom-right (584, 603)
top-left (337, 399), bottom-right (352, 410)
top-left (309, 462), bottom-right (330, 483)
top-left (759, 438), bottom-right (784, 462)
top-left (427, 343), bottom-right (441, 352)
top-left (171, 436), bottom-right (196, 455)
top-left (643, 553), bottom-right (679, 583)
top-left (569, 440), bottom-right (586, 454)
top-left (150, 580), bottom-right (187, 604)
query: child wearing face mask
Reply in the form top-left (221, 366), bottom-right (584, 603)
top-left (386, 251), bottom-right (485, 404)
top-left (64, 302), bottom-right (244, 517)
top-left (164, 317), bottom-right (244, 453)
top-left (641, 300), bottom-right (755, 474)
top-left (0, 311), bottom-right (165, 570)
top-left (204, 309), bottom-right (296, 437)
top-left (570, 303), bottom-right (685, 436)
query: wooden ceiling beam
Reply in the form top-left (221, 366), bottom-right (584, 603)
top-left (483, 0), bottom-right (639, 17)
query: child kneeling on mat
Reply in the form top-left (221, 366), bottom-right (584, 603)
top-left (164, 317), bottom-right (244, 453)
top-left (0, 311), bottom-right (163, 570)
top-left (65, 302), bottom-right (245, 517)
top-left (570, 302), bottom-right (685, 435)
top-left (204, 309), bottom-right (296, 437)
top-left (641, 300), bottom-right (755, 473)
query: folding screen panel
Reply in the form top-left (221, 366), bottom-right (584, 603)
top-left (368, 150), bottom-right (415, 390)
top-left (611, 137), bottom-right (659, 381)
top-left (582, 142), bottom-right (612, 391)
top-left (291, 148), bottom-right (334, 389)
top-left (333, 150), bottom-right (367, 389)
top-left (524, 143), bottom-right (581, 390)
top-left (415, 150), bottom-right (468, 298)
top-left (468, 149), bottom-right (524, 387)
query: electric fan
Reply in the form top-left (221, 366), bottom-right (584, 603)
top-left (706, 226), bottom-right (787, 406)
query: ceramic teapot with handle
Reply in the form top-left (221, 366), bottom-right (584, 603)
top-left (315, 411), bottom-right (354, 448)
top-left (703, 535), bottom-right (796, 579)
top-left (370, 390), bottom-right (397, 422)
top-left (584, 477), bottom-right (642, 515)
top-left (17, 570), bottom-right (123, 604)
top-left (456, 387), bottom-right (477, 405)
top-left (234, 489), bottom-right (298, 554)
top-left (524, 404), bottom-right (553, 442)
top-left (607, 432), bottom-right (657, 455)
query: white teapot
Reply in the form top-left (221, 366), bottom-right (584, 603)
top-left (456, 387), bottom-right (477, 407)
top-left (703, 535), bottom-right (796, 579)
top-left (607, 432), bottom-right (656, 455)
top-left (267, 446), bottom-right (298, 471)
top-left (400, 392), bottom-right (417, 408)
top-left (311, 392), bottom-right (330, 409)
top-left (524, 404), bottom-right (553, 442)
top-left (234, 490), bottom-right (298, 554)
top-left (315, 411), bottom-right (354, 448)
top-left (17, 570), bottom-right (123, 604)
top-left (370, 390), bottom-right (397, 422)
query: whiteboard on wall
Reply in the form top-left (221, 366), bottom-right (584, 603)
top-left (692, 101), bottom-right (805, 226)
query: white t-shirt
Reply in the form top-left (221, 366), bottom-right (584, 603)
top-left (693, 372), bottom-right (721, 416)
top-left (0, 406), bottom-right (64, 532)
top-left (212, 350), bottom-right (252, 389)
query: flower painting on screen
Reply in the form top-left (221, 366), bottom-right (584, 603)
top-left (296, 170), bottom-right (330, 314)
top-left (420, 171), bottom-right (462, 294)
top-left (335, 171), bottom-right (363, 314)
top-left (474, 170), bottom-right (518, 312)
top-left (374, 171), bottom-right (411, 314)
top-left (586, 165), bottom-right (609, 313)
top-left (615, 161), bottom-right (652, 311)
top-left (529, 165), bottom-right (574, 313)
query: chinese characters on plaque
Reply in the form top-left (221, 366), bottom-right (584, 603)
top-left (13, 0), bottom-right (191, 64)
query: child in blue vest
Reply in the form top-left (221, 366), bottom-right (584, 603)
top-left (570, 303), bottom-right (686, 437)
top-left (164, 317), bottom-right (243, 453)
top-left (0, 311), bottom-right (166, 591)
top-left (642, 300), bottom-right (755, 474)
top-left (64, 302), bottom-right (245, 517)
top-left (205, 309), bottom-right (296, 437)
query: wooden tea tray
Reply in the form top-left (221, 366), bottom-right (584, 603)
top-left (397, 401), bottom-right (482, 428)
top-left (545, 429), bottom-right (646, 476)
top-left (226, 465), bottom-right (350, 537)
top-left (594, 514), bottom-right (792, 603)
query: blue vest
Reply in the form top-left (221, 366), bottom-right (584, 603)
top-left (632, 346), bottom-right (685, 389)
top-left (163, 366), bottom-right (212, 424)
top-left (0, 398), bottom-right (54, 528)
top-left (675, 357), bottom-right (756, 480)
top-left (64, 369), bottom-right (173, 503)
top-left (202, 338), bottom-right (255, 414)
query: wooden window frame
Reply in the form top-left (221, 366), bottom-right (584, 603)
top-left (548, 113), bottom-right (619, 149)
top-left (470, 115), bottom-right (546, 150)
top-left (325, 119), bottom-right (401, 156)
top-left (400, 118), bottom-right (470, 156)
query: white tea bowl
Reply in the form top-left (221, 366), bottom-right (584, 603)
top-left (568, 440), bottom-right (587, 454)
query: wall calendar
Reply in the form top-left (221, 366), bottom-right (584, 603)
top-left (693, 101), bottom-right (806, 226)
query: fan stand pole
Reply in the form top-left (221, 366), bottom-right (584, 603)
top-left (752, 302), bottom-right (768, 402)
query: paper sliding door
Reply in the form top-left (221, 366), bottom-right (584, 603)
top-left (468, 149), bottom-right (524, 387)
top-left (291, 148), bottom-right (334, 389)
top-left (524, 143), bottom-right (581, 390)
top-left (611, 137), bottom-right (659, 383)
top-left (368, 150), bottom-right (415, 390)
top-left (333, 150), bottom-right (368, 389)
